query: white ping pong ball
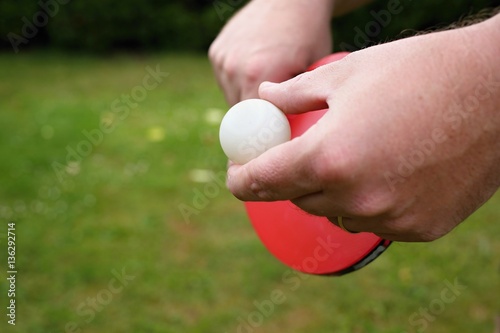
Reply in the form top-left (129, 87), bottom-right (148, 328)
top-left (219, 99), bottom-right (291, 164)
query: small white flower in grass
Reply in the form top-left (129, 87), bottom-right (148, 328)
top-left (147, 126), bottom-right (166, 142)
top-left (101, 112), bottom-right (115, 128)
top-left (204, 108), bottom-right (224, 125)
top-left (188, 169), bottom-right (214, 183)
top-left (66, 161), bottom-right (81, 176)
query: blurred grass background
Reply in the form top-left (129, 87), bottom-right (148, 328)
top-left (1, 0), bottom-right (499, 332)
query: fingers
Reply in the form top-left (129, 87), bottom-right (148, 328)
top-left (291, 190), bottom-right (347, 217)
top-left (292, 193), bottom-right (381, 235)
top-left (243, 66), bottom-right (310, 105)
top-left (259, 77), bottom-right (327, 114)
top-left (259, 62), bottom-right (347, 114)
top-left (289, 189), bottom-right (413, 239)
top-left (210, 45), bottom-right (310, 105)
top-left (326, 216), bottom-right (361, 233)
top-left (238, 64), bottom-right (301, 103)
top-left (209, 50), bottom-right (242, 106)
top-left (215, 75), bottom-right (241, 107)
top-left (226, 132), bottom-right (324, 201)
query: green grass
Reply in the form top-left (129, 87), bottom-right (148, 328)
top-left (0, 51), bottom-right (498, 333)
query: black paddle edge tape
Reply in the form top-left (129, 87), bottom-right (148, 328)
top-left (325, 239), bottom-right (393, 276)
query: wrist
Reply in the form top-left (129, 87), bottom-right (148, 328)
top-left (465, 13), bottom-right (500, 125)
top-left (251, 0), bottom-right (335, 21)
top-left (428, 13), bottom-right (500, 126)
top-left (447, 13), bottom-right (500, 176)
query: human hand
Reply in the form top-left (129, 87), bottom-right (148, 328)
top-left (226, 16), bottom-right (500, 242)
top-left (209, 0), bottom-right (334, 105)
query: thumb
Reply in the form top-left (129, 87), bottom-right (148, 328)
top-left (226, 130), bottom-right (324, 202)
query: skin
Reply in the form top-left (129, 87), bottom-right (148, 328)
top-left (209, 0), bottom-right (373, 105)
top-left (209, 0), bottom-right (500, 242)
top-left (225, 14), bottom-right (500, 242)
top-left (209, 0), bottom-right (335, 106)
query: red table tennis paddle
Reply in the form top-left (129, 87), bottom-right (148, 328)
top-left (245, 52), bottom-right (391, 275)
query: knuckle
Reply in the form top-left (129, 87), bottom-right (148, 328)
top-left (347, 191), bottom-right (395, 218)
top-left (241, 59), bottom-right (266, 86)
top-left (222, 57), bottom-right (238, 79)
top-left (217, 56), bottom-right (267, 85)
top-left (311, 144), bottom-right (355, 185)
top-left (208, 42), bottom-right (223, 66)
top-left (208, 43), bottom-right (216, 61)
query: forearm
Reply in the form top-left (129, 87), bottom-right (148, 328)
top-left (242, 0), bottom-right (372, 19)
top-left (246, 0), bottom-right (336, 21)
top-left (477, 12), bottom-right (500, 93)
top-left (475, 13), bottom-right (500, 187)
top-left (442, 12), bottom-right (500, 188)
top-left (465, 13), bottom-right (500, 128)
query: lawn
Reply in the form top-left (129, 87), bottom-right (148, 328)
top-left (0, 51), bottom-right (498, 333)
